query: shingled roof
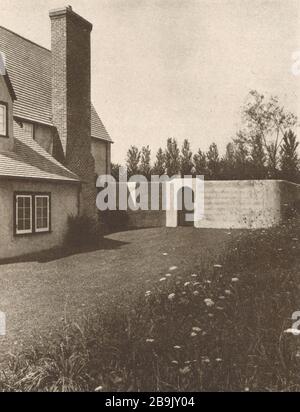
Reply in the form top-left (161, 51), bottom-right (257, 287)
top-left (0, 25), bottom-right (112, 142)
top-left (0, 135), bottom-right (80, 183)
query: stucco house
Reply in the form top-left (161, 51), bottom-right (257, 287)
top-left (0, 6), bottom-right (112, 259)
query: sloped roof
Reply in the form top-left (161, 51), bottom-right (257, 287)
top-left (0, 25), bottom-right (112, 142)
top-left (0, 135), bottom-right (80, 183)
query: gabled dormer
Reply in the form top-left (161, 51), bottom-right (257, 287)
top-left (0, 67), bottom-right (16, 152)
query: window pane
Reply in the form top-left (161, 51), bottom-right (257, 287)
top-left (35, 196), bottom-right (49, 231)
top-left (0, 105), bottom-right (6, 136)
top-left (16, 196), bottom-right (32, 234)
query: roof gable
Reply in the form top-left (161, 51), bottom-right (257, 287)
top-left (0, 26), bottom-right (112, 142)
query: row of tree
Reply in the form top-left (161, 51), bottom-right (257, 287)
top-left (112, 91), bottom-right (300, 183)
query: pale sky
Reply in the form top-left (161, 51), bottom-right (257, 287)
top-left (1, 0), bottom-right (300, 163)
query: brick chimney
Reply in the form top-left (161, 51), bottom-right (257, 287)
top-left (49, 6), bottom-right (96, 217)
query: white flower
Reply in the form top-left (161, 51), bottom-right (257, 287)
top-left (145, 291), bottom-right (151, 296)
top-left (215, 358), bottom-right (222, 362)
top-left (169, 266), bottom-right (178, 271)
top-left (193, 282), bottom-right (200, 286)
top-left (146, 338), bottom-right (155, 343)
top-left (160, 277), bottom-right (167, 282)
top-left (204, 298), bottom-right (215, 307)
top-left (205, 280), bottom-right (212, 284)
top-left (284, 328), bottom-right (300, 336)
top-left (163, 253), bottom-right (168, 256)
top-left (231, 277), bottom-right (239, 283)
top-left (192, 327), bottom-right (202, 332)
top-left (193, 291), bottom-right (200, 296)
top-left (191, 332), bottom-right (197, 337)
top-left (95, 386), bottom-right (103, 392)
top-left (166, 273), bottom-right (172, 278)
top-left (225, 290), bottom-right (232, 295)
top-left (219, 296), bottom-right (226, 300)
top-left (214, 264), bottom-right (223, 269)
top-left (174, 345), bottom-right (181, 350)
top-left (184, 282), bottom-right (191, 287)
top-left (191, 274), bottom-right (198, 278)
top-left (168, 293), bottom-right (176, 301)
top-left (171, 360), bottom-right (179, 365)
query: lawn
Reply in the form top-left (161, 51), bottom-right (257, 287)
top-left (1, 220), bottom-right (299, 392)
top-left (0, 227), bottom-right (236, 360)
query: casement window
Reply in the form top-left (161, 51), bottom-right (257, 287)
top-left (0, 102), bottom-right (7, 137)
top-left (23, 122), bottom-right (34, 139)
top-left (15, 193), bottom-right (51, 236)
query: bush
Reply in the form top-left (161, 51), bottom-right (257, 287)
top-left (64, 215), bottom-right (102, 251)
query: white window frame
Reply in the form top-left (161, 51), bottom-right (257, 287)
top-left (23, 122), bottom-right (34, 139)
top-left (15, 195), bottom-right (33, 235)
top-left (35, 195), bottom-right (50, 233)
top-left (0, 103), bottom-right (7, 137)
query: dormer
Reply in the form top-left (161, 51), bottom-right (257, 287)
top-left (0, 59), bottom-right (16, 151)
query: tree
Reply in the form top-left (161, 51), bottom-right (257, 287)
top-left (221, 142), bottom-right (236, 180)
top-left (249, 134), bottom-right (267, 179)
top-left (239, 90), bottom-right (297, 178)
top-left (140, 145), bottom-right (152, 180)
top-left (180, 139), bottom-right (194, 176)
top-left (193, 149), bottom-right (207, 176)
top-left (126, 146), bottom-right (141, 177)
top-left (165, 138), bottom-right (180, 177)
top-left (111, 163), bottom-right (121, 181)
top-left (152, 148), bottom-right (166, 176)
top-left (206, 143), bottom-right (220, 179)
top-left (280, 130), bottom-right (299, 183)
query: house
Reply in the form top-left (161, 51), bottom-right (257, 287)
top-left (0, 6), bottom-right (113, 259)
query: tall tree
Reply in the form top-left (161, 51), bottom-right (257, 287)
top-left (280, 130), bottom-right (299, 183)
top-left (111, 163), bottom-right (121, 182)
top-left (126, 146), bottom-right (141, 177)
top-left (249, 134), bottom-right (266, 179)
top-left (165, 138), bottom-right (180, 177)
top-left (206, 143), bottom-right (220, 179)
top-left (180, 139), bottom-right (194, 176)
top-left (152, 148), bottom-right (166, 176)
top-left (140, 145), bottom-right (152, 180)
top-left (239, 90), bottom-right (297, 178)
top-left (193, 149), bottom-right (207, 176)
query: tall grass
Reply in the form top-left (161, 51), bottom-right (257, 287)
top-left (1, 218), bottom-right (299, 392)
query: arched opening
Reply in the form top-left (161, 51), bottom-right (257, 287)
top-left (177, 186), bottom-right (195, 226)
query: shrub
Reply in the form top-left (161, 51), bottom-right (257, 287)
top-left (64, 215), bottom-right (102, 250)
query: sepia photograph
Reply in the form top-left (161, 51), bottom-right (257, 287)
top-left (0, 0), bottom-right (300, 396)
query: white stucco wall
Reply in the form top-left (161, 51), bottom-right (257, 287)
top-left (166, 180), bottom-right (299, 229)
top-left (0, 179), bottom-right (79, 259)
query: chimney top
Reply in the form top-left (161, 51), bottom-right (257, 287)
top-left (49, 5), bottom-right (92, 31)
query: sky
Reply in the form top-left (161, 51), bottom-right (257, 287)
top-left (1, 0), bottom-right (300, 164)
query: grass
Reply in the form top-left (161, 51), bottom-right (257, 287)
top-left (0, 219), bottom-right (299, 392)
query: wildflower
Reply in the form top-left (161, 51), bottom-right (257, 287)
top-left (214, 264), bottom-right (223, 269)
top-left (146, 339), bottom-right (155, 343)
top-left (163, 253), bottom-right (168, 256)
top-left (95, 386), bottom-right (103, 392)
top-left (145, 291), bottom-right (151, 297)
top-left (193, 282), bottom-right (200, 286)
top-left (232, 277), bottom-right (239, 283)
top-left (192, 327), bottom-right (202, 333)
top-left (191, 332), bottom-right (197, 337)
top-left (184, 282), bottom-right (191, 287)
top-left (168, 293), bottom-right (176, 301)
top-left (219, 296), bottom-right (226, 300)
top-left (171, 360), bottom-right (179, 365)
top-left (202, 356), bottom-right (210, 363)
top-left (208, 313), bottom-right (214, 318)
top-left (179, 366), bottom-right (191, 375)
top-left (215, 358), bottom-right (222, 362)
top-left (204, 298), bottom-right (215, 307)
top-left (160, 277), bottom-right (167, 282)
top-left (225, 290), bottom-right (232, 295)
top-left (174, 345), bottom-right (181, 350)
top-left (169, 266), bottom-right (178, 271)
top-left (216, 306), bottom-right (224, 311)
top-left (205, 280), bottom-right (212, 284)
top-left (191, 274), bottom-right (198, 278)
top-left (193, 291), bottom-right (200, 296)
top-left (166, 273), bottom-right (172, 278)
top-left (284, 328), bottom-right (300, 336)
